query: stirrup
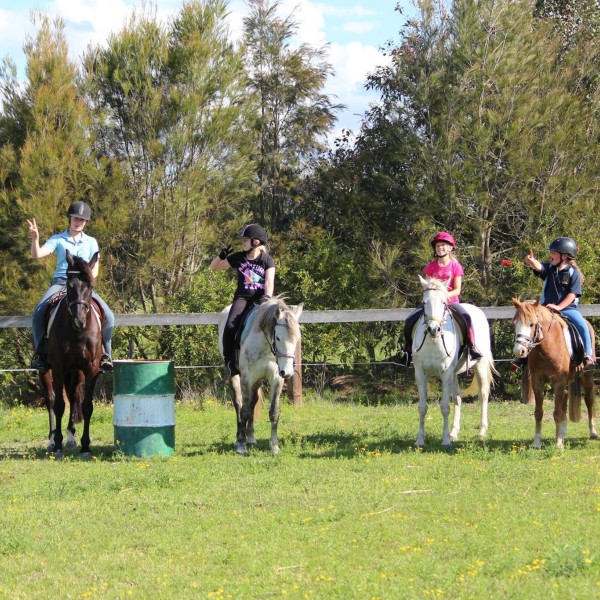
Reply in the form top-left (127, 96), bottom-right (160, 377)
top-left (398, 351), bottom-right (411, 367)
top-left (30, 352), bottom-right (48, 372)
top-left (583, 355), bottom-right (596, 372)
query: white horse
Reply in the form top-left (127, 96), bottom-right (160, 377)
top-left (411, 275), bottom-right (496, 448)
top-left (218, 296), bottom-right (303, 456)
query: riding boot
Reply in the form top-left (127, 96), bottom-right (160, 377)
top-left (583, 355), bottom-right (596, 371)
top-left (469, 345), bottom-right (483, 360)
top-left (100, 353), bottom-right (113, 372)
top-left (226, 359), bottom-right (239, 377)
top-left (30, 338), bottom-right (48, 372)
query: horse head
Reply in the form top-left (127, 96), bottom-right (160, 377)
top-left (258, 297), bottom-right (303, 379)
top-left (419, 275), bottom-right (449, 338)
top-left (511, 297), bottom-right (546, 358)
top-left (66, 250), bottom-right (98, 332)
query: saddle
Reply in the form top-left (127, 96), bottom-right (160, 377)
top-left (559, 315), bottom-right (586, 366)
top-left (44, 290), bottom-right (103, 338)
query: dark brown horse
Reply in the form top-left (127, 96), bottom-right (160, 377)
top-left (512, 298), bottom-right (597, 448)
top-left (40, 251), bottom-right (103, 457)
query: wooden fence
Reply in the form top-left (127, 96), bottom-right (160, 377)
top-left (3, 305), bottom-right (600, 404)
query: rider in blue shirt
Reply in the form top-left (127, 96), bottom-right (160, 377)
top-left (28, 201), bottom-right (114, 372)
top-left (525, 237), bottom-right (595, 370)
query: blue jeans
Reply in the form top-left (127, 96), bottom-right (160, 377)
top-left (32, 278), bottom-right (115, 357)
top-left (561, 308), bottom-right (593, 357)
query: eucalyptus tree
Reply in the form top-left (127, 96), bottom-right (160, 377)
top-left (242, 0), bottom-right (342, 231)
top-left (83, 0), bottom-right (257, 313)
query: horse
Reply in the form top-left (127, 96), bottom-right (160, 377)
top-left (411, 275), bottom-right (496, 448)
top-left (218, 296), bottom-right (303, 456)
top-left (40, 250), bottom-right (103, 457)
top-left (511, 298), bottom-right (597, 448)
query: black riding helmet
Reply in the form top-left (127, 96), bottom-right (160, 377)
top-left (66, 201), bottom-right (92, 221)
top-left (548, 237), bottom-right (577, 258)
top-left (240, 223), bottom-right (268, 245)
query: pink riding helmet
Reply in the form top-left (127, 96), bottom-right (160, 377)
top-left (431, 231), bottom-right (456, 249)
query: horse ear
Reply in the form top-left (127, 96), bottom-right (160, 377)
top-left (66, 250), bottom-right (74, 267)
top-left (511, 297), bottom-right (520, 308)
top-left (88, 251), bottom-right (99, 270)
top-left (533, 298), bottom-right (541, 307)
top-left (418, 274), bottom-right (429, 288)
top-left (292, 303), bottom-right (303, 319)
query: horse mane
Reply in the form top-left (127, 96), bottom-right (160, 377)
top-left (68, 255), bottom-right (95, 287)
top-left (424, 277), bottom-right (449, 298)
top-left (513, 298), bottom-right (566, 329)
top-left (257, 296), bottom-right (300, 341)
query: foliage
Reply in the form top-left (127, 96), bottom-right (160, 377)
top-left (242, 0), bottom-right (342, 231)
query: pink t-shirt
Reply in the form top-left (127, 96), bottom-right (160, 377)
top-left (423, 258), bottom-right (464, 303)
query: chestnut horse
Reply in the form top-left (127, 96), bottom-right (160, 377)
top-left (218, 297), bottom-right (302, 456)
top-left (512, 298), bottom-right (597, 448)
top-left (40, 251), bottom-right (103, 457)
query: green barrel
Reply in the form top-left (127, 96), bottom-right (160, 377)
top-left (113, 360), bottom-right (175, 457)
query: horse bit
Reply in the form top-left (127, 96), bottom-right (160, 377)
top-left (416, 299), bottom-right (453, 357)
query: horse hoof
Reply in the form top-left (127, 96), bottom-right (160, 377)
top-left (80, 452), bottom-right (92, 461)
top-left (590, 432), bottom-right (599, 440)
top-left (247, 438), bottom-right (257, 447)
top-left (53, 450), bottom-right (64, 460)
top-left (234, 444), bottom-right (249, 457)
top-left (441, 443), bottom-right (453, 450)
top-left (450, 435), bottom-right (459, 443)
top-left (271, 445), bottom-right (281, 456)
top-left (46, 443), bottom-right (55, 452)
top-left (66, 440), bottom-right (77, 450)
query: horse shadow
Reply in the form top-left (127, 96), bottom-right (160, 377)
top-left (0, 444), bottom-right (118, 461)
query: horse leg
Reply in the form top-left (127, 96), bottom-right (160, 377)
top-left (579, 371), bottom-right (598, 440)
top-left (268, 377), bottom-right (284, 455)
top-left (79, 376), bottom-right (97, 457)
top-left (440, 374), bottom-right (453, 448)
top-left (414, 368), bottom-right (428, 448)
top-left (234, 376), bottom-right (253, 456)
top-left (245, 387), bottom-right (259, 448)
top-left (530, 377), bottom-right (545, 449)
top-left (40, 371), bottom-right (57, 451)
top-left (553, 381), bottom-right (568, 449)
top-left (51, 375), bottom-right (66, 457)
top-left (65, 375), bottom-right (77, 450)
top-left (449, 375), bottom-right (462, 443)
top-left (475, 359), bottom-right (490, 439)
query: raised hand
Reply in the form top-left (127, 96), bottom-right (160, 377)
top-left (27, 218), bottom-right (39, 240)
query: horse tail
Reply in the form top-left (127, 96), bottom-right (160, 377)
top-left (461, 356), bottom-right (496, 398)
top-left (568, 375), bottom-right (582, 423)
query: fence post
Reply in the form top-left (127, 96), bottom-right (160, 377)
top-left (287, 340), bottom-right (303, 406)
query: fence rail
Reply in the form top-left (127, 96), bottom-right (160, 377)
top-left (2, 305), bottom-right (600, 328)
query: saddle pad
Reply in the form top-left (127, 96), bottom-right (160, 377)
top-left (238, 306), bottom-right (258, 347)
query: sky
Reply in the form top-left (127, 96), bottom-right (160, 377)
top-left (0, 0), bottom-right (414, 143)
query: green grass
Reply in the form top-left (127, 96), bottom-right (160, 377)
top-left (0, 397), bottom-right (599, 599)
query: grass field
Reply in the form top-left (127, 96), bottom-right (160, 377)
top-left (0, 396), bottom-right (599, 599)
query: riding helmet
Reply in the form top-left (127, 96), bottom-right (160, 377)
top-left (431, 231), bottom-right (456, 249)
top-left (548, 237), bottom-right (577, 258)
top-left (66, 201), bottom-right (92, 221)
top-left (240, 223), bottom-right (268, 245)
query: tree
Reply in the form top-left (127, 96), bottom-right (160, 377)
top-left (242, 0), bottom-right (342, 231)
top-left (83, 0), bottom-right (257, 313)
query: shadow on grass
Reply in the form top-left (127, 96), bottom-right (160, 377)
top-left (0, 444), bottom-right (118, 461)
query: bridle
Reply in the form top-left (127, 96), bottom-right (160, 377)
top-left (66, 269), bottom-right (92, 319)
top-left (415, 289), bottom-right (453, 356)
top-left (265, 322), bottom-right (297, 361)
top-left (514, 312), bottom-right (547, 353)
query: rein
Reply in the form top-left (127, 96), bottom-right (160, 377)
top-left (418, 298), bottom-right (453, 358)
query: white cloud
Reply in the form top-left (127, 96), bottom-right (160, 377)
top-left (342, 21), bottom-right (376, 35)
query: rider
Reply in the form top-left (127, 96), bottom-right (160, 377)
top-left (400, 231), bottom-right (481, 366)
top-left (524, 237), bottom-right (594, 370)
top-left (209, 224), bottom-right (275, 376)
top-left (28, 201), bottom-right (114, 372)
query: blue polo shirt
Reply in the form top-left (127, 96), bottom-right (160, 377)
top-left (535, 262), bottom-right (582, 309)
top-left (42, 230), bottom-right (99, 280)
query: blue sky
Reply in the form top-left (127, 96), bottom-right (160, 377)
top-left (0, 1), bottom-right (414, 141)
